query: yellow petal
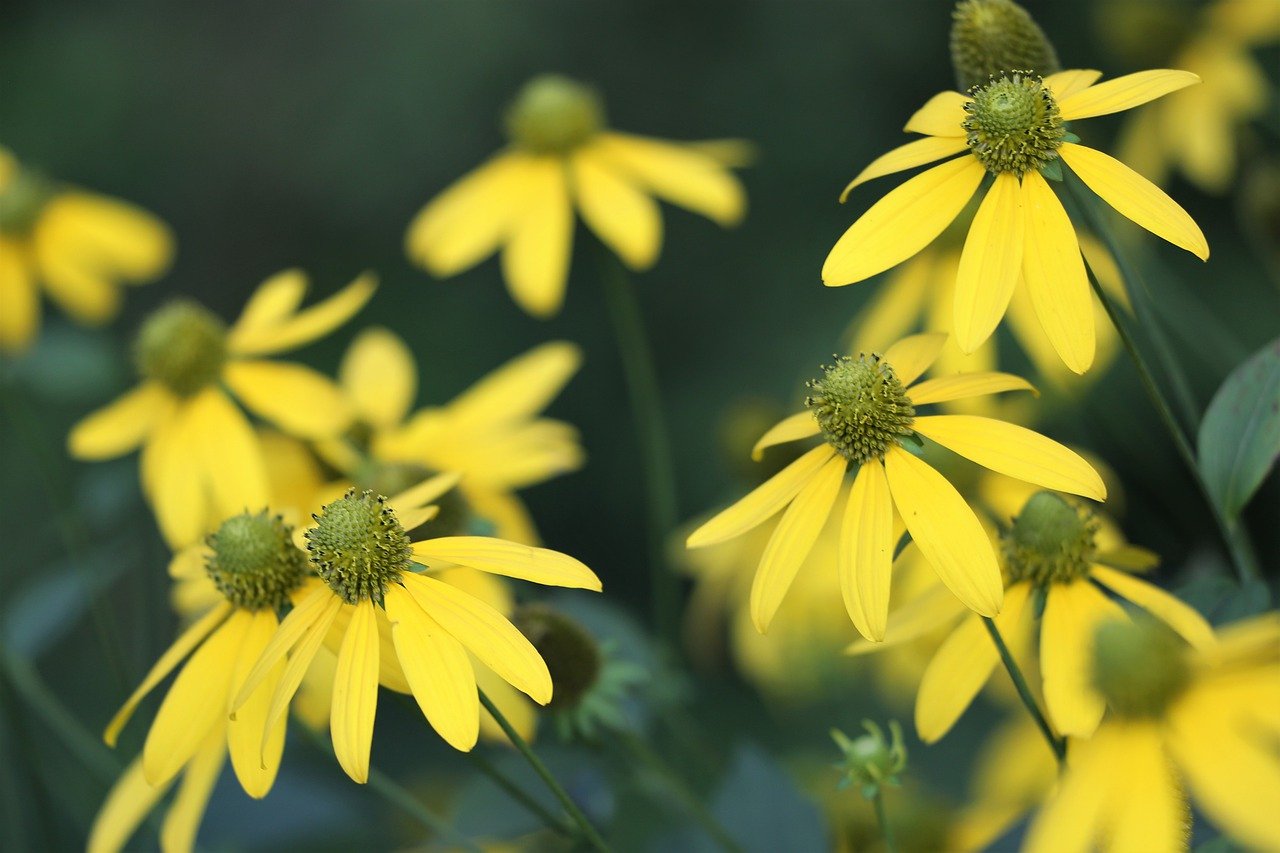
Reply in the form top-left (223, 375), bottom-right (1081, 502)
top-left (33, 225), bottom-right (122, 325)
top-left (29, 191), bottom-right (172, 282)
top-left (1060, 143), bottom-right (1208, 260)
top-left (1105, 722), bottom-right (1185, 853)
top-left (188, 388), bottom-right (268, 518)
top-left (1090, 566), bottom-right (1214, 649)
top-left (87, 757), bottom-right (173, 853)
top-left (330, 599), bottom-right (380, 784)
top-left (1058, 69), bottom-right (1201, 121)
top-left (913, 415), bottom-right (1107, 500)
top-left (822, 157), bottom-right (984, 286)
top-left (1040, 581), bottom-right (1125, 737)
top-left (227, 272), bottom-right (377, 356)
top-left (954, 172), bottom-right (1024, 354)
top-left (914, 615), bottom-right (998, 742)
top-left (845, 583), bottom-right (964, 656)
top-left (385, 585), bottom-right (479, 751)
top-left (1043, 69), bottom-right (1103, 101)
top-left (226, 609), bottom-right (286, 799)
top-left (258, 591), bottom-right (344, 744)
top-left (400, 573), bottom-right (552, 704)
top-left (158, 729), bottom-right (225, 853)
top-left (0, 240), bottom-right (38, 352)
top-left (841, 137), bottom-right (970, 199)
top-left (686, 445), bottom-right (837, 548)
top-left (68, 382), bottom-right (172, 460)
top-left (225, 359), bottom-right (353, 439)
top-left (1023, 725), bottom-right (1123, 853)
top-left (144, 404), bottom-right (210, 548)
top-left (500, 157), bottom-right (573, 318)
top-left (592, 132), bottom-right (745, 226)
top-left (410, 535), bottom-right (600, 590)
top-left (749, 453), bottom-right (845, 633)
top-left (838, 461), bottom-right (895, 641)
top-left (339, 327), bottom-right (417, 429)
top-left (903, 91), bottom-right (969, 137)
top-left (1094, 545), bottom-right (1160, 572)
top-left (475, 664), bottom-right (537, 745)
top-left (444, 341), bottom-right (582, 430)
top-left (906, 372), bottom-right (1035, 406)
top-left (387, 471), bottom-right (462, 515)
top-left (103, 602), bottom-right (232, 747)
top-left (846, 252), bottom-right (933, 355)
top-left (230, 269), bottom-right (307, 334)
top-left (572, 148), bottom-right (662, 269)
top-left (883, 446), bottom-right (1003, 616)
top-left (143, 610), bottom-right (251, 787)
top-left (1021, 169), bottom-right (1095, 374)
top-left (231, 583), bottom-right (333, 711)
top-left (882, 331), bottom-right (949, 386)
top-left (405, 151), bottom-right (533, 277)
top-left (751, 411), bottom-right (819, 461)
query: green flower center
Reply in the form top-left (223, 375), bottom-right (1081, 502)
top-left (1092, 618), bottom-right (1191, 719)
top-left (505, 74), bottom-right (604, 154)
top-left (1003, 491), bottom-right (1098, 585)
top-left (0, 168), bottom-right (55, 235)
top-left (963, 72), bottom-right (1064, 176)
top-left (134, 300), bottom-right (228, 397)
top-left (305, 489), bottom-right (412, 605)
top-left (205, 511), bottom-right (308, 610)
top-left (805, 354), bottom-right (916, 464)
top-left (949, 0), bottom-right (1061, 90)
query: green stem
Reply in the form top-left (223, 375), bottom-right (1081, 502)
top-left (616, 730), bottom-right (741, 852)
top-left (980, 618), bottom-right (1066, 766)
top-left (871, 789), bottom-right (897, 853)
top-left (599, 252), bottom-right (682, 649)
top-left (466, 750), bottom-right (574, 838)
top-left (478, 689), bottom-right (610, 852)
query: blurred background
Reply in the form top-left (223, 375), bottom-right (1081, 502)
top-left (1, 0), bottom-right (1276, 849)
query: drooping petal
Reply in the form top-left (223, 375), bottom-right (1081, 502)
top-left (1043, 69), bottom-right (1103, 101)
top-left (954, 171), bottom-right (1025, 354)
top-left (906, 372), bottom-right (1035, 406)
top-left (883, 446), bottom-right (1003, 617)
top-left (258, 592), bottom-right (344, 740)
top-left (1105, 722), bottom-right (1185, 853)
top-left (1023, 725), bottom-right (1123, 853)
top-left (142, 404), bottom-right (208, 548)
top-left (903, 91), bottom-right (970, 137)
top-left (1021, 169), bottom-right (1095, 374)
top-left (224, 359), bottom-right (353, 439)
top-left (751, 411), bottom-right (819, 460)
top-left (410, 536), bottom-right (600, 591)
top-left (330, 599), bottom-right (380, 784)
top-left (385, 585), bottom-right (479, 751)
top-left (339, 327), bottom-right (417, 429)
top-left (500, 157), bottom-right (573, 318)
top-left (912, 415), bottom-right (1107, 500)
top-left (1090, 566), bottom-right (1214, 649)
top-left (838, 461), bottom-right (895, 641)
top-left (158, 728), bottom-right (225, 853)
top-left (400, 573), bottom-right (552, 705)
top-left (591, 132), bottom-right (745, 226)
top-left (686, 445), bottom-right (837, 548)
top-left (34, 242), bottom-right (121, 325)
top-left (822, 157), bottom-right (985, 286)
top-left (444, 341), bottom-right (582, 430)
top-left (840, 137), bottom-right (970, 199)
top-left (572, 148), bottom-right (662, 270)
top-left (188, 388), bottom-right (268, 519)
top-left (1057, 69), bottom-right (1201, 121)
top-left (227, 273), bottom-right (377, 357)
top-left (68, 382), bottom-right (173, 460)
top-left (87, 757), bottom-right (173, 853)
top-left (387, 471), bottom-right (462, 515)
top-left (1040, 581), bottom-right (1126, 737)
top-left (749, 453), bottom-right (846, 633)
top-left (30, 191), bottom-right (172, 282)
top-left (0, 240), bottom-right (38, 352)
top-left (1060, 143), bottom-right (1209, 260)
top-left (226, 609), bottom-right (286, 799)
top-left (230, 269), bottom-right (307, 335)
top-left (231, 583), bottom-right (333, 711)
top-left (882, 331), bottom-right (948, 386)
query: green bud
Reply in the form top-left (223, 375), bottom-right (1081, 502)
top-left (1092, 617), bottom-right (1191, 719)
top-left (134, 300), bottom-right (228, 396)
top-left (806, 354), bottom-right (915, 464)
top-left (306, 489), bottom-right (412, 605)
top-left (505, 74), bottom-right (604, 154)
top-left (950, 0), bottom-right (1061, 90)
top-left (511, 604), bottom-right (602, 711)
top-left (205, 511), bottom-right (309, 610)
top-left (832, 720), bottom-right (908, 799)
top-left (1003, 492), bottom-right (1099, 586)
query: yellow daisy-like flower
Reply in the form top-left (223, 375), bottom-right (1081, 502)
top-left (89, 511), bottom-right (311, 853)
top-left (824, 68), bottom-right (1210, 373)
top-left (1026, 613), bottom-right (1280, 853)
top-left (685, 332), bottom-right (1105, 640)
top-left (406, 74), bottom-right (747, 318)
top-left (66, 269), bottom-right (376, 548)
top-left (0, 146), bottom-right (173, 353)
top-left (230, 479), bottom-right (602, 784)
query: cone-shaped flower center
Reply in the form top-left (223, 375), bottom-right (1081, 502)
top-left (505, 74), bottom-right (604, 154)
top-left (0, 168), bottom-right (54, 235)
top-left (513, 604), bottom-right (602, 711)
top-left (206, 511), bottom-right (309, 610)
top-left (1092, 618), bottom-right (1191, 719)
top-left (306, 489), bottom-right (412, 605)
top-left (963, 72), bottom-right (1064, 176)
top-left (134, 300), bottom-right (228, 397)
top-left (950, 0), bottom-right (1061, 90)
top-left (805, 354), bottom-right (915, 464)
top-left (1003, 491), bottom-right (1098, 585)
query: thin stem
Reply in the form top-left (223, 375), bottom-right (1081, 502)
top-left (980, 617), bottom-right (1066, 766)
top-left (599, 252), bottom-right (682, 649)
top-left (478, 689), bottom-right (610, 852)
top-left (366, 766), bottom-right (482, 852)
top-left (466, 751), bottom-right (574, 838)
top-left (871, 789), bottom-right (897, 853)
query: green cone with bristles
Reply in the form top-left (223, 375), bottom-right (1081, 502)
top-left (806, 354), bottom-right (916, 464)
top-left (1002, 491), bottom-right (1099, 586)
top-left (306, 489), bottom-right (412, 606)
top-left (950, 0), bottom-right (1061, 90)
top-left (134, 300), bottom-right (228, 397)
top-left (205, 511), bottom-right (309, 610)
top-left (1092, 617), bottom-right (1192, 719)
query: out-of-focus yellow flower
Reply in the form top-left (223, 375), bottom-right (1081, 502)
top-left (687, 332), bottom-right (1104, 640)
top-left (321, 328), bottom-right (583, 545)
top-left (1112, 0), bottom-right (1280, 193)
top-left (1026, 613), bottom-right (1280, 853)
top-left (0, 147), bottom-right (173, 353)
top-left (66, 270), bottom-right (375, 548)
top-left (950, 715), bottom-right (1058, 851)
top-left (406, 74), bottom-right (748, 318)
top-left (825, 68), bottom-right (1209, 373)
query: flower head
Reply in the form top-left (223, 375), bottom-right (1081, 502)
top-left (950, 0), bottom-right (1061, 89)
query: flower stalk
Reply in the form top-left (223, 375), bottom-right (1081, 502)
top-left (981, 617), bottom-right (1066, 765)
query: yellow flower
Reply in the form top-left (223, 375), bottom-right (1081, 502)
top-left (824, 69), bottom-right (1210, 373)
top-left (686, 332), bottom-right (1105, 640)
top-left (322, 328), bottom-right (584, 544)
top-left (66, 269), bottom-right (376, 548)
top-left (405, 74), bottom-right (747, 318)
top-left (0, 147), bottom-right (173, 352)
top-left (89, 511), bottom-right (312, 853)
top-left (1026, 613), bottom-right (1280, 853)
top-left (230, 479), bottom-right (602, 783)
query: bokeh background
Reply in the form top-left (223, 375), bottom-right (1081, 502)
top-left (1, 0), bottom-right (1276, 850)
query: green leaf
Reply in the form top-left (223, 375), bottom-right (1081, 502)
top-left (1040, 159), bottom-right (1063, 182)
top-left (1197, 337), bottom-right (1280, 517)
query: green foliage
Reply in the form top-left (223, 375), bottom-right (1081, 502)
top-left (1198, 337), bottom-right (1280, 517)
